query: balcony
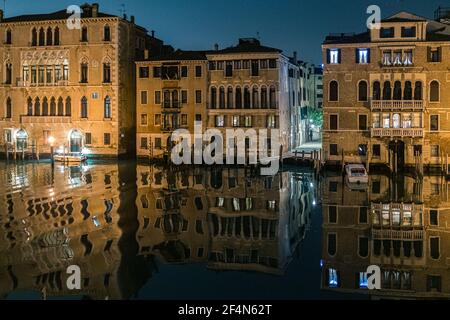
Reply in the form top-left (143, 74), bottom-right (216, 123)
top-left (372, 229), bottom-right (424, 241)
top-left (371, 100), bottom-right (424, 111)
top-left (20, 115), bottom-right (71, 124)
top-left (371, 128), bottom-right (423, 138)
top-left (161, 126), bottom-right (180, 133)
top-left (162, 102), bottom-right (181, 113)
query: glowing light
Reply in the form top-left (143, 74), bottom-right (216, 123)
top-left (313, 200), bottom-right (316, 206)
top-left (48, 136), bottom-right (55, 146)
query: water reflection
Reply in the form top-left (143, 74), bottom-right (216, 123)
top-left (321, 172), bottom-right (450, 298)
top-left (0, 161), bottom-right (315, 299)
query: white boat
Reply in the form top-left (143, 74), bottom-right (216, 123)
top-left (345, 164), bottom-right (369, 184)
top-left (53, 152), bottom-right (87, 163)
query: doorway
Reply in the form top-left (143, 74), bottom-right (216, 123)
top-left (70, 130), bottom-right (82, 153)
top-left (389, 140), bottom-right (405, 172)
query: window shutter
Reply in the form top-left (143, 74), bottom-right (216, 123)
top-left (326, 49), bottom-right (330, 64)
top-left (337, 49), bottom-right (342, 64)
top-left (427, 47), bottom-right (431, 62)
top-left (438, 47), bottom-right (442, 62)
top-left (355, 49), bottom-right (360, 64)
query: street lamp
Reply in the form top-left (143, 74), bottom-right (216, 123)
top-left (48, 136), bottom-right (55, 164)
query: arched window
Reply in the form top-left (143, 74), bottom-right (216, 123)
top-left (430, 81), bottom-right (440, 102)
top-left (81, 96), bottom-right (88, 118)
top-left (27, 97), bottom-right (33, 115)
top-left (104, 25), bottom-right (111, 41)
top-left (404, 81), bottom-right (412, 100)
top-left (261, 86), bottom-right (268, 108)
top-left (235, 86), bottom-right (242, 109)
top-left (31, 28), bottom-right (37, 46)
top-left (81, 26), bottom-right (88, 42)
top-left (269, 86), bottom-right (276, 108)
top-left (171, 90), bottom-right (178, 108)
top-left (227, 87), bottom-right (233, 109)
top-left (57, 97), bottom-right (64, 116)
top-left (163, 90), bottom-right (170, 108)
top-left (373, 81), bottom-right (381, 100)
top-left (219, 87), bottom-right (225, 109)
top-left (38, 27), bottom-right (45, 46)
top-left (243, 87), bottom-right (251, 109)
top-left (42, 97), bottom-right (48, 116)
top-left (34, 97), bottom-right (40, 116)
top-left (54, 27), bottom-right (60, 45)
top-left (414, 82), bottom-right (422, 100)
top-left (329, 80), bottom-right (338, 102)
top-left (104, 96), bottom-right (111, 118)
top-left (383, 81), bottom-right (391, 100)
top-left (5, 63), bottom-right (12, 84)
top-left (210, 87), bottom-right (217, 109)
top-left (252, 87), bottom-right (259, 108)
top-left (50, 97), bottom-right (56, 116)
top-left (358, 81), bottom-right (368, 102)
top-left (65, 97), bottom-right (71, 116)
top-left (5, 28), bottom-right (12, 44)
top-left (393, 81), bottom-right (402, 100)
top-left (6, 97), bottom-right (12, 118)
top-left (46, 27), bottom-right (52, 46)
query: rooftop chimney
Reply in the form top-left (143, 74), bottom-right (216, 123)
top-left (214, 43), bottom-right (219, 51)
top-left (144, 49), bottom-right (149, 60)
top-left (0, 9), bottom-right (3, 22)
top-left (131, 15), bottom-right (135, 24)
top-left (151, 30), bottom-right (155, 38)
top-left (293, 51), bottom-right (297, 63)
top-left (123, 14), bottom-right (127, 20)
top-left (92, 3), bottom-right (99, 17)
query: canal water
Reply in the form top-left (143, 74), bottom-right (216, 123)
top-left (0, 160), bottom-right (446, 300)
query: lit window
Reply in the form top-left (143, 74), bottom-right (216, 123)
top-left (359, 272), bottom-right (368, 289)
top-left (329, 49), bottom-right (340, 64)
top-left (328, 268), bottom-right (339, 288)
top-left (358, 49), bottom-right (369, 64)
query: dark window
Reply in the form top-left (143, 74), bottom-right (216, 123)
top-left (104, 133), bottom-right (111, 145)
top-left (428, 47), bottom-right (442, 63)
top-left (269, 59), bottom-right (277, 68)
top-left (81, 27), bottom-right (88, 42)
top-left (65, 97), bottom-right (71, 116)
top-left (54, 27), bottom-right (60, 45)
top-left (404, 81), bottom-right (413, 100)
top-left (383, 81), bottom-right (391, 100)
top-left (329, 81), bottom-right (338, 101)
top-left (46, 27), bottom-right (52, 45)
top-left (104, 96), bottom-right (111, 118)
top-left (225, 62), bottom-right (233, 77)
top-left (31, 28), bottom-right (37, 46)
top-left (85, 132), bottom-right (92, 145)
top-left (153, 67), bottom-right (161, 78)
top-left (195, 66), bottom-right (202, 77)
top-left (181, 66), bottom-right (188, 77)
top-left (372, 144), bottom-right (381, 157)
top-left (330, 115), bottom-right (338, 130)
top-left (139, 67), bottom-right (149, 78)
top-left (372, 181), bottom-right (381, 194)
top-left (401, 27), bottom-right (416, 37)
top-left (430, 115), bottom-right (439, 131)
top-left (430, 237), bottom-right (440, 259)
top-left (5, 64), bottom-right (12, 85)
top-left (103, 64), bottom-right (111, 83)
top-left (327, 234), bottom-right (337, 256)
top-left (5, 28), bottom-right (12, 44)
top-left (414, 82), bottom-right (422, 100)
top-left (181, 90), bottom-right (188, 104)
top-left (329, 181), bottom-right (338, 192)
top-left (373, 81), bottom-right (381, 100)
top-left (330, 144), bottom-right (338, 156)
top-left (359, 207), bottom-right (368, 224)
top-left (359, 115), bottom-right (367, 131)
top-left (427, 276), bottom-right (442, 292)
top-left (359, 237), bottom-right (369, 257)
top-left (195, 114), bottom-right (201, 122)
top-left (393, 81), bottom-right (402, 100)
top-left (6, 97), bottom-right (12, 118)
top-left (380, 27), bottom-right (394, 38)
top-left (81, 63), bottom-right (88, 83)
top-left (104, 25), bottom-right (111, 41)
top-left (210, 87), bottom-right (217, 109)
top-left (430, 81), bottom-right (440, 102)
top-left (38, 28), bottom-right (45, 46)
top-left (430, 210), bottom-right (438, 226)
top-left (251, 60), bottom-right (259, 76)
top-left (81, 96), bottom-right (88, 118)
top-left (329, 206), bottom-right (337, 223)
top-left (195, 90), bottom-right (202, 103)
top-left (358, 81), bottom-right (368, 101)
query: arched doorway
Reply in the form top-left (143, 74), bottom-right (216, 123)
top-left (389, 140), bottom-right (405, 172)
top-left (16, 129), bottom-right (28, 150)
top-left (70, 130), bottom-right (83, 153)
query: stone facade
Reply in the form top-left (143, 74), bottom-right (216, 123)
top-left (322, 11), bottom-right (450, 170)
top-left (0, 3), bottom-right (155, 159)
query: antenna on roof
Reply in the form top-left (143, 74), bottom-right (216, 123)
top-left (256, 31), bottom-right (261, 40)
top-left (119, 3), bottom-right (126, 17)
top-left (3, 0), bottom-right (6, 13)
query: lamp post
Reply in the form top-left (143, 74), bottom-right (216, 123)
top-left (48, 136), bottom-right (55, 165)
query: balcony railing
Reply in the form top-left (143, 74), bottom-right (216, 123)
top-left (20, 115), bottom-right (71, 124)
top-left (371, 128), bottom-right (423, 138)
top-left (372, 229), bottom-right (424, 241)
top-left (371, 100), bottom-right (424, 111)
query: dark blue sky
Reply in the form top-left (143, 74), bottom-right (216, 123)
top-left (4, 0), bottom-right (447, 64)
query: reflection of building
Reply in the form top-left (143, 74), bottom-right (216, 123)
top-left (321, 172), bottom-right (450, 298)
top-left (322, 9), bottom-right (450, 170)
top-left (0, 3), bottom-right (165, 158)
top-left (0, 162), bottom-right (150, 299)
top-left (135, 165), bottom-right (315, 275)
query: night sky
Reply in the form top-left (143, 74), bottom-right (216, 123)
top-left (4, 0), bottom-right (447, 64)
